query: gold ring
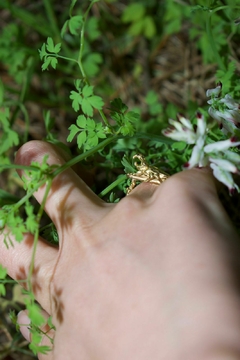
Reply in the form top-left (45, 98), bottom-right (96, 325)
top-left (126, 154), bottom-right (169, 195)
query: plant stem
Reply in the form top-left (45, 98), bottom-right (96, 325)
top-left (133, 132), bottom-right (174, 144)
top-left (98, 175), bottom-right (127, 198)
top-left (77, 0), bottom-right (99, 80)
top-left (27, 179), bottom-right (52, 291)
top-left (53, 134), bottom-right (120, 177)
top-left (56, 54), bottom-right (78, 64)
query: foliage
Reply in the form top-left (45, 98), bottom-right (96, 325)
top-left (1, 0), bottom-right (240, 358)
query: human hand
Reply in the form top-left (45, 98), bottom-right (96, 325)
top-left (1, 140), bottom-right (240, 360)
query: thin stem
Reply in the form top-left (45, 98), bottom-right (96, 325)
top-left (0, 164), bottom-right (47, 172)
top-left (77, 0), bottom-right (98, 80)
top-left (27, 179), bottom-right (52, 290)
top-left (53, 134), bottom-right (120, 177)
top-left (98, 175), bottom-right (127, 198)
top-left (133, 132), bottom-right (174, 144)
top-left (56, 54), bottom-right (78, 63)
top-left (211, 5), bottom-right (240, 14)
top-left (19, 104), bottom-right (30, 143)
top-left (99, 109), bottom-right (112, 128)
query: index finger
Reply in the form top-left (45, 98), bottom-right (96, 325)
top-left (15, 141), bottom-right (111, 240)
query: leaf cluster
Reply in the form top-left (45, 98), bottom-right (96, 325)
top-left (39, 37), bottom-right (62, 70)
top-left (22, 155), bottom-right (58, 193)
top-left (0, 108), bottom-right (19, 167)
top-left (68, 115), bottom-right (106, 150)
top-left (0, 201), bottom-right (38, 246)
top-left (121, 3), bottom-right (156, 39)
top-left (70, 80), bottom-right (104, 116)
top-left (110, 98), bottom-right (139, 136)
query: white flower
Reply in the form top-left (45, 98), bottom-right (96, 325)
top-left (183, 136), bottom-right (208, 169)
top-left (209, 157), bottom-right (238, 173)
top-left (206, 84), bottom-right (240, 134)
top-left (162, 114), bottom-right (196, 143)
top-left (206, 82), bottom-right (222, 97)
top-left (210, 163), bottom-right (239, 194)
top-left (162, 110), bottom-right (240, 193)
top-left (204, 137), bottom-right (240, 153)
top-left (219, 94), bottom-right (240, 109)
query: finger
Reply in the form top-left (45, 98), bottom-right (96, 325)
top-left (0, 233), bottom-right (57, 313)
top-left (18, 308), bottom-right (55, 360)
top-left (15, 141), bottom-right (110, 236)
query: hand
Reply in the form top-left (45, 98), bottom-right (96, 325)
top-left (1, 140), bottom-right (240, 360)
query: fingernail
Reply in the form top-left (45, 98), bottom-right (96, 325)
top-left (17, 310), bottom-right (31, 342)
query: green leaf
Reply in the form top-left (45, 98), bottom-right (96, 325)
top-left (0, 284), bottom-right (6, 296)
top-left (77, 131), bottom-right (87, 148)
top-left (61, 20), bottom-right (69, 38)
top-left (46, 37), bottom-right (55, 52)
top-left (82, 98), bottom-right (93, 116)
top-left (67, 124), bottom-right (81, 142)
top-left (83, 52), bottom-right (103, 77)
top-left (87, 133), bottom-right (98, 147)
top-left (42, 57), bottom-right (51, 71)
top-left (85, 17), bottom-right (101, 41)
top-left (44, 110), bottom-right (54, 132)
top-left (122, 3), bottom-right (145, 22)
top-left (54, 42), bottom-right (61, 54)
top-left (26, 300), bottom-right (45, 327)
top-left (0, 264), bottom-right (7, 279)
top-left (0, 108), bottom-right (19, 155)
top-left (128, 19), bottom-right (144, 37)
top-left (70, 90), bottom-right (82, 112)
top-left (69, 15), bottom-right (83, 35)
top-left (87, 118), bottom-right (96, 130)
top-left (171, 141), bottom-right (187, 151)
top-left (82, 85), bottom-right (94, 98)
top-left (87, 95), bottom-right (104, 110)
top-left (46, 37), bottom-right (61, 54)
top-left (50, 57), bottom-right (58, 69)
top-left (125, 111), bottom-right (140, 123)
top-left (145, 90), bottom-right (158, 105)
top-left (143, 16), bottom-right (156, 39)
top-left (0, 78), bottom-right (5, 106)
top-left (76, 115), bottom-right (87, 128)
top-left (110, 98), bottom-right (128, 113)
top-left (29, 343), bottom-right (51, 356)
top-left (25, 202), bottom-right (38, 234)
top-left (120, 122), bottom-right (135, 136)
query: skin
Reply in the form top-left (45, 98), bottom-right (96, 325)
top-left (1, 140), bottom-right (240, 360)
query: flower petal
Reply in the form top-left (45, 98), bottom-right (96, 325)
top-left (219, 94), bottom-right (239, 110)
top-left (225, 150), bottom-right (240, 164)
top-left (177, 114), bottom-right (194, 130)
top-left (206, 83), bottom-right (222, 97)
top-left (162, 128), bottom-right (196, 143)
top-left (209, 157), bottom-right (238, 173)
top-left (196, 112), bottom-right (206, 137)
top-left (204, 138), bottom-right (240, 153)
top-left (210, 163), bottom-right (239, 193)
top-left (184, 137), bottom-right (205, 169)
top-left (208, 107), bottom-right (223, 123)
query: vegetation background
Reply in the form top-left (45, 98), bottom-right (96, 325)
top-left (1, 0), bottom-right (240, 358)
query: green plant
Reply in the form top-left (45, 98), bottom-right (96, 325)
top-left (1, 0), bottom-right (240, 358)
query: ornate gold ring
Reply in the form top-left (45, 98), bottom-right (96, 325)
top-left (126, 154), bottom-right (169, 195)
